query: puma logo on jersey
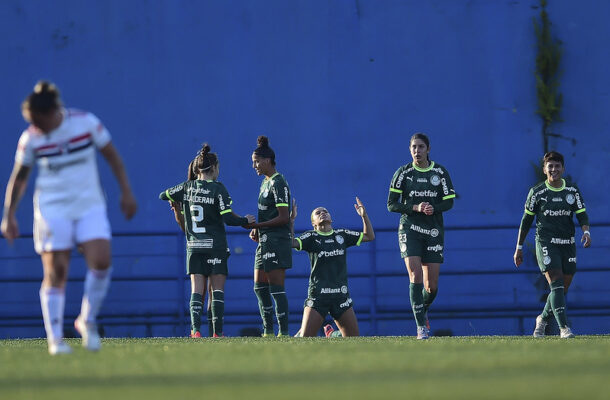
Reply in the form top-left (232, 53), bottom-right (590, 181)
top-left (406, 176), bottom-right (414, 181)
top-left (539, 197), bottom-right (548, 202)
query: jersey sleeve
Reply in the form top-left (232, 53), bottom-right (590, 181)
top-left (341, 229), bottom-right (364, 248)
top-left (524, 188), bottom-right (537, 216)
top-left (159, 182), bottom-right (185, 202)
top-left (387, 166), bottom-right (415, 215)
top-left (86, 112), bottom-right (112, 148)
top-left (14, 131), bottom-right (35, 167)
top-left (440, 166), bottom-right (456, 201)
top-left (572, 185), bottom-right (589, 226)
top-left (295, 231), bottom-right (315, 252)
top-left (217, 183), bottom-right (233, 216)
top-left (271, 178), bottom-right (290, 208)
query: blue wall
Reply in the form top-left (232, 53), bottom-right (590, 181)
top-left (1, 0), bottom-right (609, 337)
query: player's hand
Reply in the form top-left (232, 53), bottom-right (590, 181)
top-left (170, 201), bottom-right (182, 213)
top-left (121, 190), bottom-right (138, 220)
top-left (423, 203), bottom-right (434, 216)
top-left (291, 198), bottom-right (298, 222)
top-left (249, 228), bottom-right (259, 243)
top-left (581, 232), bottom-right (591, 248)
top-left (1, 214), bottom-right (19, 244)
top-left (513, 249), bottom-right (523, 268)
top-left (354, 197), bottom-right (366, 216)
top-left (245, 214), bottom-right (256, 225)
top-left (417, 202), bottom-right (430, 213)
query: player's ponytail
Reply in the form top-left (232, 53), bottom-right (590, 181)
top-left (195, 143), bottom-right (218, 173)
top-left (22, 80), bottom-right (62, 114)
top-left (253, 135), bottom-right (276, 165)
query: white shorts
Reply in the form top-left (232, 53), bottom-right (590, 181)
top-left (33, 206), bottom-right (111, 254)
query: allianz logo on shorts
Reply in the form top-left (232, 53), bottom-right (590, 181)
top-left (317, 249), bottom-right (345, 258)
top-left (340, 297), bottom-right (353, 308)
top-left (410, 224), bottom-right (439, 237)
top-left (262, 252), bottom-right (276, 260)
top-left (260, 234), bottom-right (267, 243)
top-left (569, 257), bottom-right (577, 263)
top-left (320, 286), bottom-right (348, 294)
top-left (426, 244), bottom-right (443, 252)
top-left (207, 258), bottom-right (222, 265)
top-left (550, 237), bottom-right (574, 244)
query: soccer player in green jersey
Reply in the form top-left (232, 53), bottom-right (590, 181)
top-left (248, 136), bottom-right (293, 337)
top-left (160, 144), bottom-right (255, 337)
top-left (514, 151), bottom-right (591, 338)
top-left (387, 133), bottom-right (456, 339)
top-left (291, 198), bottom-right (375, 337)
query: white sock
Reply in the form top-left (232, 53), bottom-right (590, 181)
top-left (80, 267), bottom-right (112, 324)
top-left (39, 286), bottom-right (65, 343)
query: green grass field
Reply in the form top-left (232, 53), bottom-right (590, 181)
top-left (2, 336), bottom-right (610, 400)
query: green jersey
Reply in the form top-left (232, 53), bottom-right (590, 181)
top-left (160, 180), bottom-right (233, 252)
top-left (388, 161), bottom-right (456, 231)
top-left (295, 229), bottom-right (363, 299)
top-left (524, 179), bottom-right (588, 244)
top-left (257, 172), bottom-right (291, 238)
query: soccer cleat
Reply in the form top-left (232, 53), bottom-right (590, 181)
top-left (262, 332), bottom-right (273, 337)
top-left (277, 332), bottom-right (289, 337)
top-left (212, 333), bottom-right (225, 338)
top-left (560, 327), bottom-right (575, 338)
top-left (190, 331), bottom-right (202, 338)
top-left (424, 311), bottom-right (431, 331)
top-left (533, 315), bottom-right (548, 337)
top-left (323, 324), bottom-right (335, 338)
top-left (74, 316), bottom-right (101, 351)
top-left (48, 340), bottom-right (72, 355)
top-left (416, 326), bottom-right (429, 340)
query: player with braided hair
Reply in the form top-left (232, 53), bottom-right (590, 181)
top-left (160, 144), bottom-right (255, 337)
top-left (248, 135), bottom-right (293, 337)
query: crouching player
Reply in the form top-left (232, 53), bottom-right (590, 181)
top-left (291, 198), bottom-right (374, 337)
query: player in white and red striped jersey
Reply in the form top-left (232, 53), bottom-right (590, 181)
top-left (1, 81), bottom-right (137, 355)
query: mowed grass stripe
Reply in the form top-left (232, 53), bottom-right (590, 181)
top-left (1, 336), bottom-right (609, 400)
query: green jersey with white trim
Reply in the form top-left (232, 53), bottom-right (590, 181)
top-left (524, 179), bottom-right (587, 243)
top-left (160, 180), bottom-right (233, 252)
top-left (257, 172), bottom-right (291, 238)
top-left (388, 161), bottom-right (456, 231)
top-left (296, 229), bottom-right (363, 299)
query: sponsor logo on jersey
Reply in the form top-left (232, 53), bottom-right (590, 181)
top-left (552, 197), bottom-right (563, 202)
top-left (441, 178), bottom-right (449, 196)
top-left (324, 239), bottom-right (334, 243)
top-left (550, 237), bottom-right (574, 244)
top-left (409, 190), bottom-right (438, 198)
top-left (169, 185), bottom-right (183, 195)
top-left (300, 232), bottom-right (312, 240)
top-left (218, 194), bottom-right (225, 209)
top-left (430, 175), bottom-right (441, 186)
top-left (417, 178), bottom-right (428, 183)
top-left (191, 187), bottom-right (211, 195)
top-left (539, 197), bottom-right (548, 202)
top-left (543, 256), bottom-right (551, 265)
top-left (306, 299), bottom-right (314, 307)
top-left (283, 187), bottom-right (289, 203)
top-left (317, 249), bottom-right (345, 258)
top-left (344, 229), bottom-right (360, 236)
top-left (543, 209), bottom-right (572, 217)
top-left (575, 192), bottom-right (583, 209)
top-left (339, 298), bottom-right (353, 308)
top-left (427, 244), bottom-right (443, 252)
top-left (406, 176), bottom-right (413, 182)
top-left (207, 258), bottom-right (222, 265)
top-left (394, 172), bottom-right (407, 188)
top-left (262, 252), bottom-right (276, 260)
top-left (565, 194), bottom-right (575, 205)
top-left (336, 235), bottom-right (344, 244)
top-left (568, 257), bottom-right (577, 263)
top-left (188, 239), bottom-right (213, 249)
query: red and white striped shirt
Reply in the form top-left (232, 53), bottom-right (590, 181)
top-left (15, 108), bottom-right (112, 219)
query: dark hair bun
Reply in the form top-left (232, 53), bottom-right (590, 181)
top-left (200, 143), bottom-right (211, 156)
top-left (34, 80), bottom-right (59, 97)
top-left (257, 135), bottom-right (269, 148)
